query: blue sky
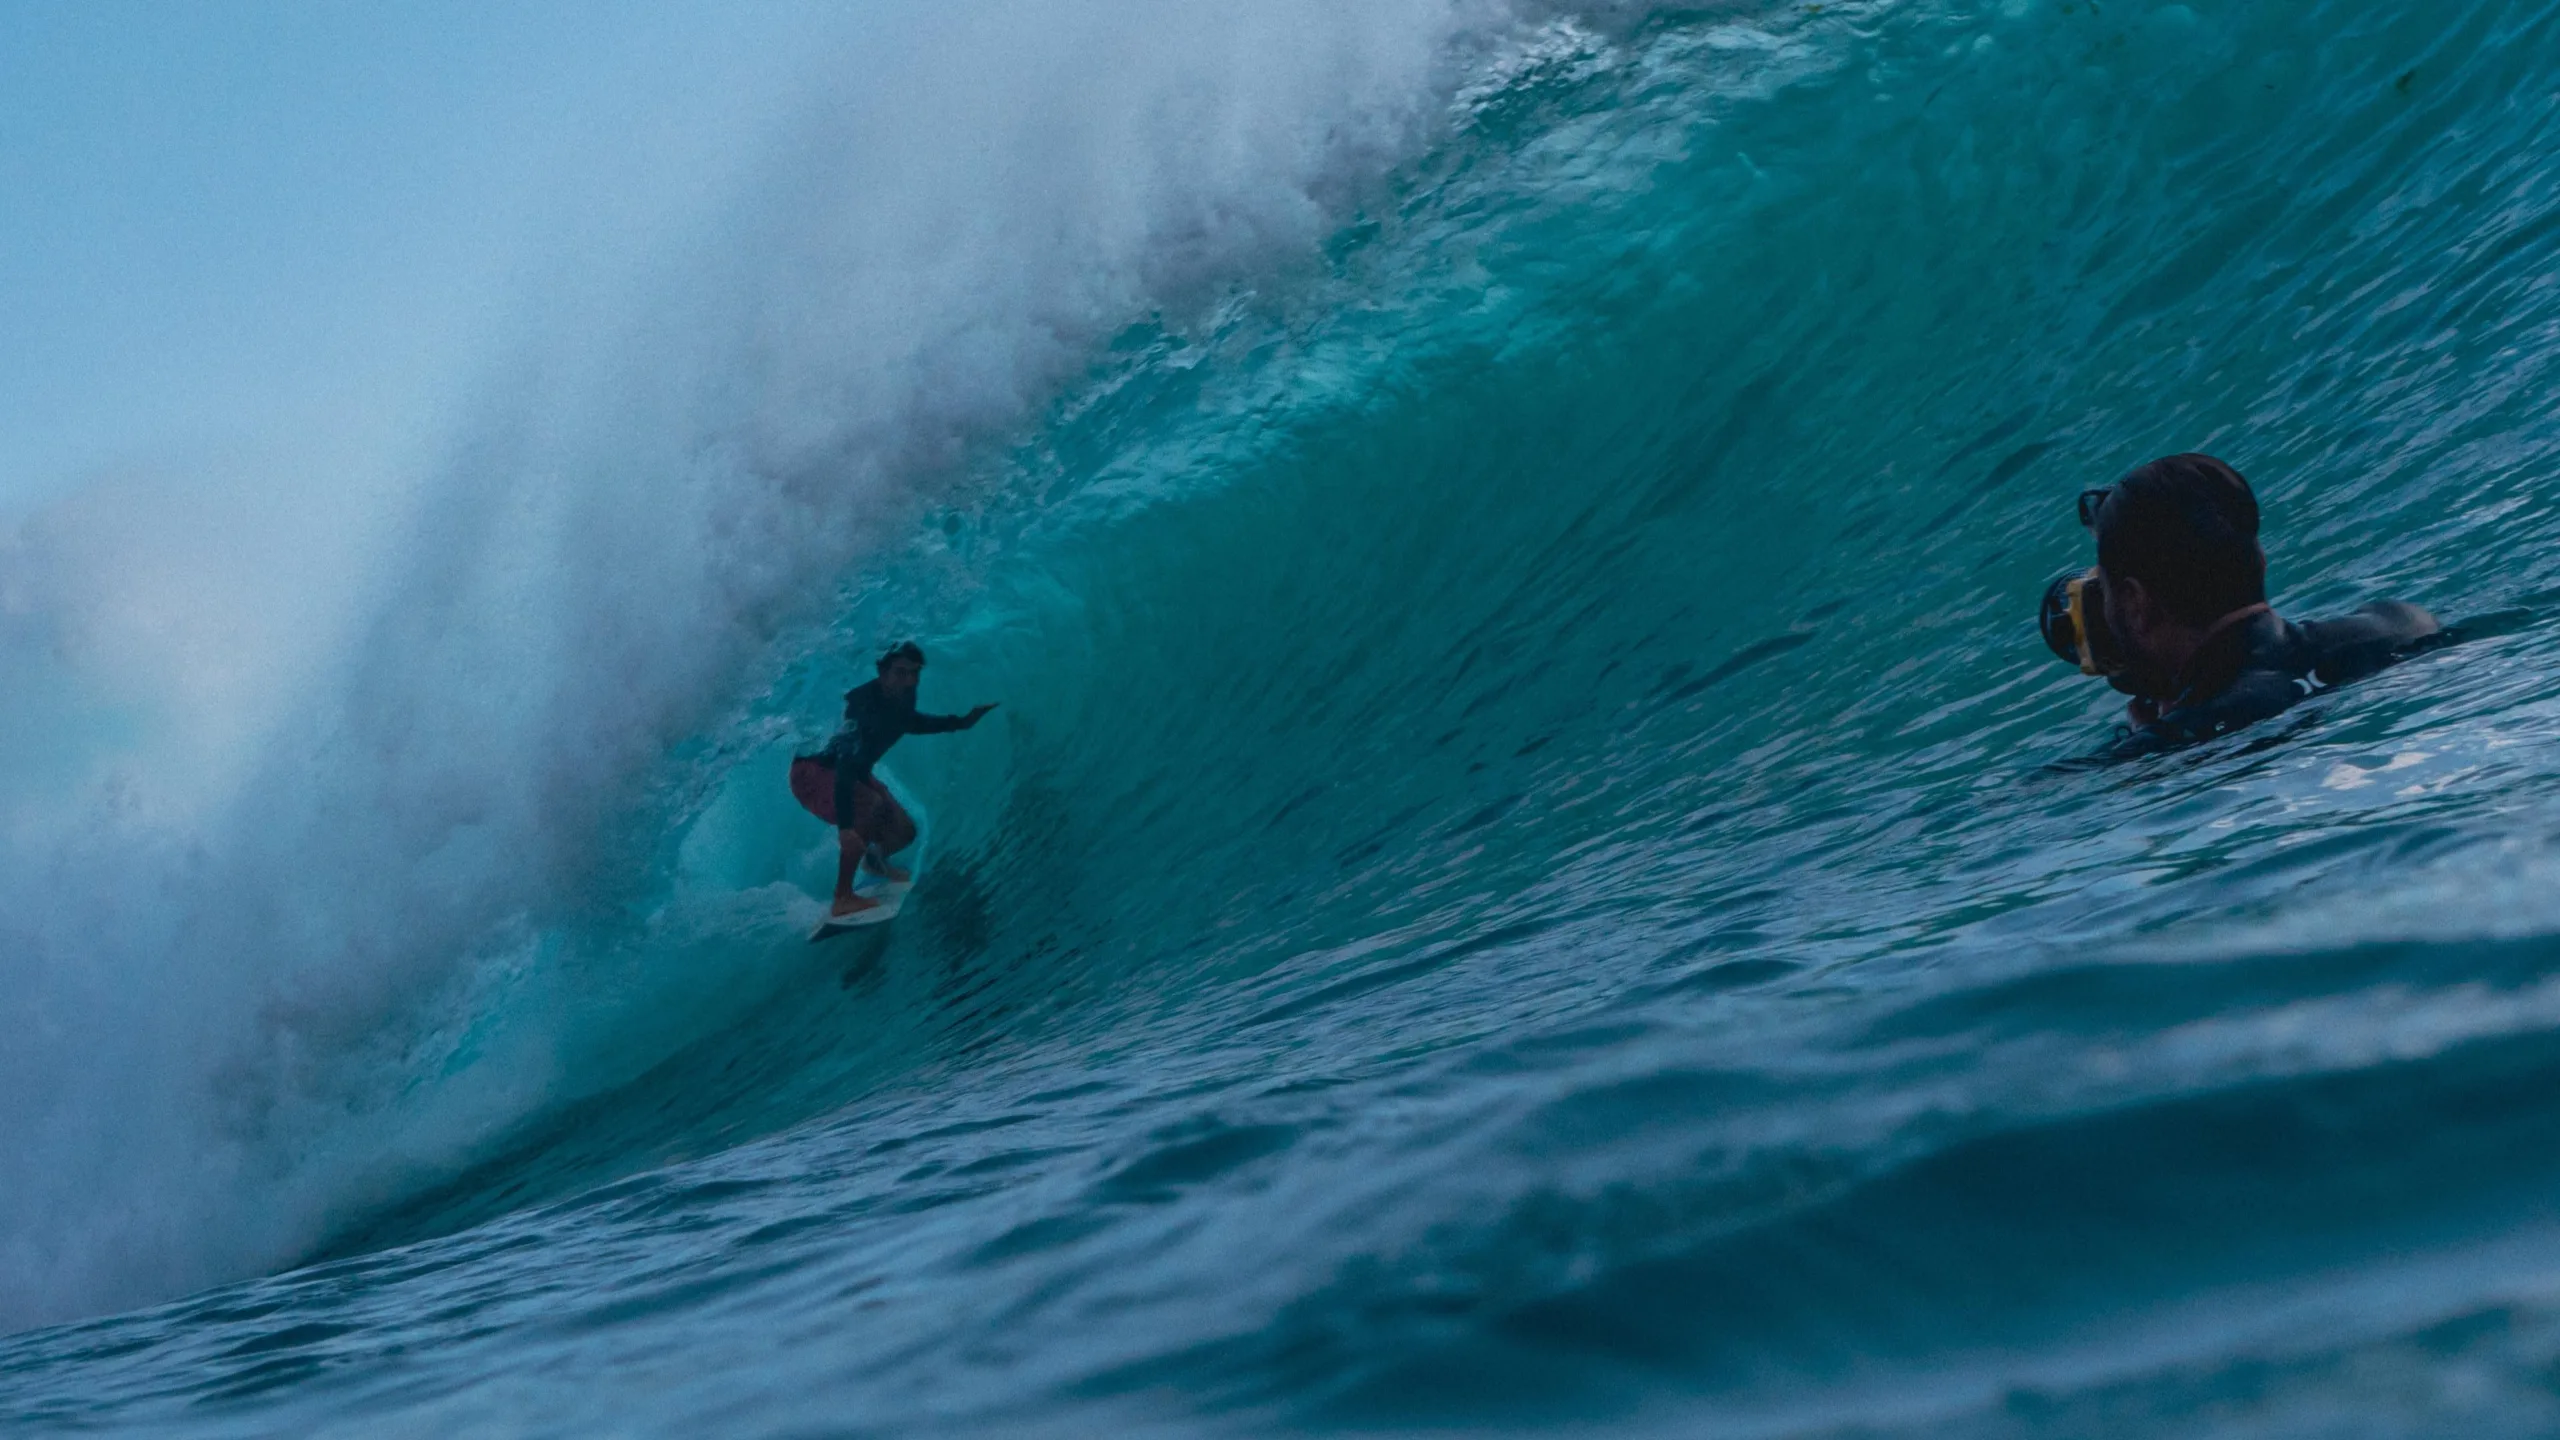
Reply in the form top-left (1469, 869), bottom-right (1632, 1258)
top-left (0, 0), bottom-right (841, 512)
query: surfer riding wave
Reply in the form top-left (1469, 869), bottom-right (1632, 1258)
top-left (790, 641), bottom-right (996, 921)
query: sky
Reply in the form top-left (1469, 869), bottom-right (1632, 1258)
top-left (0, 0), bottom-right (845, 515)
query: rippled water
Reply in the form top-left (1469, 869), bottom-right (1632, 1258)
top-left (14, 0), bottom-right (2560, 1434)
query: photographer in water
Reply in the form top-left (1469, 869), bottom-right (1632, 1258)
top-left (2039, 453), bottom-right (2443, 755)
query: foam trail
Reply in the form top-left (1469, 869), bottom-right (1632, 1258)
top-left (0, 0), bottom-right (1502, 1329)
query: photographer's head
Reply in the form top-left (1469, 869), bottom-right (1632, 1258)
top-left (2040, 454), bottom-right (2268, 700)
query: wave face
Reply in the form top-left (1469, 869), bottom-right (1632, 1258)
top-left (15, 0), bottom-right (2560, 1434)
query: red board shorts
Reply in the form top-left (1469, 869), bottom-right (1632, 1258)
top-left (789, 756), bottom-right (918, 854)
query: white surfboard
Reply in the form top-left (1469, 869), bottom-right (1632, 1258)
top-left (808, 880), bottom-right (911, 941)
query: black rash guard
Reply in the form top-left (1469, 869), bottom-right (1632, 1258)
top-left (827, 679), bottom-right (972, 783)
top-left (2111, 601), bottom-right (2444, 757)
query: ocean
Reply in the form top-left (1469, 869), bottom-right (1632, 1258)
top-left (12, 1), bottom-right (2560, 1434)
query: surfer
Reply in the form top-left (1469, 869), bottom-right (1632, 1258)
top-left (2037, 453), bottom-right (2444, 756)
top-left (795, 642), bottom-right (996, 918)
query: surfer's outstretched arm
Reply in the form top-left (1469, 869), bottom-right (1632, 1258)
top-left (908, 703), bottom-right (998, 735)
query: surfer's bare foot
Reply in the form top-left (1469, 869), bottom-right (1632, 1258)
top-left (830, 893), bottom-right (880, 919)
top-left (877, 863), bottom-right (910, 884)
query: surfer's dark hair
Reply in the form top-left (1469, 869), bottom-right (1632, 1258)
top-left (879, 641), bottom-right (927, 668)
top-left (2093, 453), bottom-right (2266, 626)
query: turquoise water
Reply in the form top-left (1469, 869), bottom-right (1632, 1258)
top-left (14, 1), bottom-right (2560, 1433)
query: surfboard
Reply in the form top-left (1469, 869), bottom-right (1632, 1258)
top-left (809, 880), bottom-right (911, 941)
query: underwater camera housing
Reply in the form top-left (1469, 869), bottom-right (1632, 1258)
top-left (2040, 567), bottom-right (2124, 676)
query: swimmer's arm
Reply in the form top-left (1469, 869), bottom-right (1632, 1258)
top-left (2306, 602), bottom-right (2445, 686)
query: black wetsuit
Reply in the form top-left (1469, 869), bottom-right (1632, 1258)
top-left (2113, 601), bottom-right (2444, 756)
top-left (827, 680), bottom-right (971, 820)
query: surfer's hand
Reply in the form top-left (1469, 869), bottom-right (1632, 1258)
top-left (965, 703), bottom-right (999, 727)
